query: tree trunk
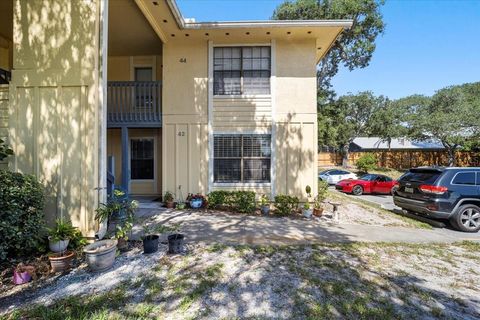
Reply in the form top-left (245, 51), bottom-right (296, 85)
top-left (447, 147), bottom-right (456, 167)
top-left (342, 144), bottom-right (350, 168)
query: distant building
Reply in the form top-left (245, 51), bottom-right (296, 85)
top-left (350, 137), bottom-right (445, 152)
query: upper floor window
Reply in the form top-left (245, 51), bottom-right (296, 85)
top-left (214, 46), bottom-right (271, 95)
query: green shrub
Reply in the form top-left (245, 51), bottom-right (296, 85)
top-left (207, 190), bottom-right (256, 213)
top-left (207, 191), bottom-right (232, 209)
top-left (231, 191), bottom-right (256, 213)
top-left (356, 153), bottom-right (378, 173)
top-left (0, 138), bottom-right (14, 161)
top-left (274, 195), bottom-right (299, 215)
top-left (0, 170), bottom-right (45, 262)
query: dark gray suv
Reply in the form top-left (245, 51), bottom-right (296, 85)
top-left (393, 167), bottom-right (480, 232)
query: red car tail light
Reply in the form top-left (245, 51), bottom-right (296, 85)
top-left (419, 185), bottom-right (448, 195)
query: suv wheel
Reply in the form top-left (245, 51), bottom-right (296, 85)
top-left (451, 204), bottom-right (480, 232)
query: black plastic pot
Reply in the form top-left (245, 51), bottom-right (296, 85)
top-left (143, 235), bottom-right (159, 254)
top-left (168, 233), bottom-right (184, 254)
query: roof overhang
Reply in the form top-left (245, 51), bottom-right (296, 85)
top-left (135, 0), bottom-right (353, 63)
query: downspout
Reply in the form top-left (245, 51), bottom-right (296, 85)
top-left (96, 0), bottom-right (109, 240)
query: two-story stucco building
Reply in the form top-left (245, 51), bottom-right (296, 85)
top-left (0, 0), bottom-right (352, 236)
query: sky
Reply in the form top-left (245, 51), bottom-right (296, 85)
top-left (176, 0), bottom-right (480, 99)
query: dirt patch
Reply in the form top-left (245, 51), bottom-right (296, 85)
top-left (2, 242), bottom-right (479, 319)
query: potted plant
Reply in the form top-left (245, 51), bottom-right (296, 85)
top-left (176, 185), bottom-right (186, 210)
top-left (186, 193), bottom-right (206, 209)
top-left (142, 224), bottom-right (160, 254)
top-left (83, 239), bottom-right (118, 272)
top-left (259, 194), bottom-right (270, 215)
top-left (302, 185), bottom-right (313, 218)
top-left (302, 202), bottom-right (313, 218)
top-left (163, 191), bottom-right (175, 208)
top-left (168, 233), bottom-right (184, 254)
top-left (95, 190), bottom-right (138, 250)
top-left (47, 219), bottom-right (78, 253)
top-left (48, 250), bottom-right (75, 273)
top-left (314, 180), bottom-right (329, 217)
top-left (13, 263), bottom-right (35, 285)
top-left (176, 202), bottom-right (186, 210)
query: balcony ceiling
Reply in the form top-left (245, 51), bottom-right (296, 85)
top-left (108, 0), bottom-right (163, 56)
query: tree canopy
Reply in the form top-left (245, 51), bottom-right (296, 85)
top-left (273, 0), bottom-right (385, 100)
top-left (402, 82), bottom-right (480, 165)
top-left (320, 82), bottom-right (480, 167)
top-left (318, 91), bottom-right (387, 165)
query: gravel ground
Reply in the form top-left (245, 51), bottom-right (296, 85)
top-left (0, 242), bottom-right (168, 315)
top-left (319, 193), bottom-right (426, 228)
top-left (2, 241), bottom-right (479, 319)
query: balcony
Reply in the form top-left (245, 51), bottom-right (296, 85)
top-left (107, 81), bottom-right (162, 128)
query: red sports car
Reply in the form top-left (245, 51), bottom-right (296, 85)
top-left (335, 174), bottom-right (397, 195)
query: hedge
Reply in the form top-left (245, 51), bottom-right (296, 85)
top-left (0, 170), bottom-right (45, 262)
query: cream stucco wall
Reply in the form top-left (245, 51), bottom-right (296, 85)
top-left (161, 37), bottom-right (318, 200)
top-left (0, 35), bottom-right (13, 71)
top-left (162, 40), bottom-right (209, 197)
top-left (107, 55), bottom-right (162, 81)
top-left (274, 39), bottom-right (318, 198)
top-left (9, 0), bottom-right (104, 236)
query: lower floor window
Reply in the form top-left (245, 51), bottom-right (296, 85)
top-left (214, 134), bottom-right (271, 183)
top-left (131, 138), bottom-right (154, 180)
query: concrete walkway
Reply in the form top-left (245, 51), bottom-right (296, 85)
top-left (133, 207), bottom-right (480, 245)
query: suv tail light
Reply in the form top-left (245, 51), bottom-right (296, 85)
top-left (419, 184), bottom-right (448, 195)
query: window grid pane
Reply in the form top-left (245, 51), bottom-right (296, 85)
top-left (213, 46), bottom-right (270, 95)
top-left (213, 135), bottom-right (271, 183)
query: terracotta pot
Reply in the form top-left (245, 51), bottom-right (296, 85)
top-left (166, 201), bottom-right (174, 208)
top-left (313, 207), bottom-right (324, 217)
top-left (48, 250), bottom-right (75, 273)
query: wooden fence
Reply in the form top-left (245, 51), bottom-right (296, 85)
top-left (318, 150), bottom-right (480, 169)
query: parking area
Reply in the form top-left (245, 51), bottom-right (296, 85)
top-left (330, 186), bottom-right (480, 235)
top-left (331, 186), bottom-right (397, 209)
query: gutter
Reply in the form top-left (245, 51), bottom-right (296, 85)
top-left (165, 0), bottom-right (353, 30)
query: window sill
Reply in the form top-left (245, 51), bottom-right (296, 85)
top-left (213, 182), bottom-right (271, 188)
top-left (213, 94), bottom-right (271, 100)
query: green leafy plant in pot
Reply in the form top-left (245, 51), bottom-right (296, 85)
top-left (302, 185), bottom-right (313, 219)
top-left (314, 180), bottom-right (329, 217)
top-left (163, 191), bottom-right (175, 208)
top-left (47, 219), bottom-right (78, 272)
top-left (259, 194), bottom-right (270, 215)
top-left (47, 219), bottom-right (78, 253)
top-left (95, 189), bottom-right (138, 251)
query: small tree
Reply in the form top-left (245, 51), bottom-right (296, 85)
top-left (356, 154), bottom-right (377, 173)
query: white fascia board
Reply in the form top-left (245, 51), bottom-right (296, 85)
top-left (165, 0), bottom-right (353, 30)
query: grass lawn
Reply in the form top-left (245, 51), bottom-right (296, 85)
top-left (3, 241), bottom-right (479, 320)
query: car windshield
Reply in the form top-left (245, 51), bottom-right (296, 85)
top-left (359, 174), bottom-right (376, 181)
top-left (400, 170), bottom-right (442, 184)
top-left (319, 170), bottom-right (331, 175)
